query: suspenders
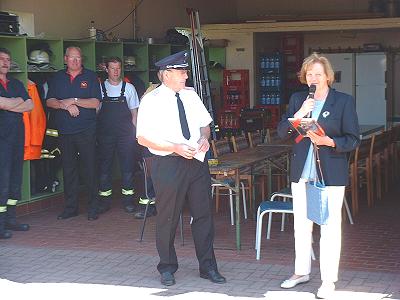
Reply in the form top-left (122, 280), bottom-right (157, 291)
top-left (100, 81), bottom-right (126, 102)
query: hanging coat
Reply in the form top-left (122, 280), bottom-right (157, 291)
top-left (23, 80), bottom-right (46, 160)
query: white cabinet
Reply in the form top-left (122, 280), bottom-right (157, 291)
top-left (321, 52), bottom-right (387, 127)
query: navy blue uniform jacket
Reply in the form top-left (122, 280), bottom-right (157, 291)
top-left (277, 88), bottom-right (360, 186)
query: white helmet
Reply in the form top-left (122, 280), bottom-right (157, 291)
top-left (28, 50), bottom-right (50, 64)
top-left (124, 56), bottom-right (136, 66)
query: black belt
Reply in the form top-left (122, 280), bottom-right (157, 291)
top-left (167, 153), bottom-right (179, 157)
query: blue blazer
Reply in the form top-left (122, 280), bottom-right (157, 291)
top-left (277, 88), bottom-right (360, 186)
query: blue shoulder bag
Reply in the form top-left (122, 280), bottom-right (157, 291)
top-left (306, 143), bottom-right (329, 225)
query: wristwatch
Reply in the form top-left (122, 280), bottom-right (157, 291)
top-left (74, 97), bottom-right (78, 104)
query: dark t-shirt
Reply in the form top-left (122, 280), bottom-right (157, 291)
top-left (46, 68), bottom-right (101, 134)
top-left (0, 76), bottom-right (29, 126)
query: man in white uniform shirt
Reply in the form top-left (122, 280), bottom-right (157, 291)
top-left (97, 57), bottom-right (140, 214)
top-left (136, 51), bottom-right (226, 286)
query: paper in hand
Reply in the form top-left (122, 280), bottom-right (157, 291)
top-left (187, 140), bottom-right (206, 162)
top-left (288, 118), bottom-right (325, 137)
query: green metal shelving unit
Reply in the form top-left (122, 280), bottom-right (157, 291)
top-left (0, 34), bottom-right (191, 205)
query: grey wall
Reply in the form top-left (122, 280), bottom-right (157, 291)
top-left (2, 0), bottom-right (376, 39)
top-left (1, 0), bottom-right (136, 39)
top-left (134, 0), bottom-right (237, 39)
top-left (234, 0), bottom-right (371, 20)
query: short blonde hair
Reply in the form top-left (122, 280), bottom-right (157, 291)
top-left (65, 46), bottom-right (82, 57)
top-left (298, 53), bottom-right (335, 86)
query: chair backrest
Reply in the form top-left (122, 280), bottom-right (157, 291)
top-left (348, 149), bottom-right (356, 165)
top-left (354, 134), bottom-right (375, 164)
top-left (265, 128), bottom-right (279, 144)
top-left (392, 124), bottom-right (400, 142)
top-left (231, 134), bottom-right (249, 152)
top-left (248, 131), bottom-right (263, 148)
top-left (372, 130), bottom-right (390, 155)
top-left (211, 138), bottom-right (232, 158)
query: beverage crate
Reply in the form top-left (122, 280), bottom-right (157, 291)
top-left (284, 52), bottom-right (303, 69)
top-left (219, 108), bottom-right (242, 130)
top-left (223, 88), bottom-right (250, 109)
top-left (239, 108), bottom-right (267, 132)
top-left (223, 69), bottom-right (250, 109)
top-left (223, 69), bottom-right (249, 87)
top-left (281, 33), bottom-right (303, 54)
top-left (281, 33), bottom-right (304, 75)
top-left (262, 105), bottom-right (281, 129)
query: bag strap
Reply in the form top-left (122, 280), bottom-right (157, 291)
top-left (311, 142), bottom-right (325, 186)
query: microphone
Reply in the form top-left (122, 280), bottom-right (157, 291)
top-left (307, 84), bottom-right (316, 118)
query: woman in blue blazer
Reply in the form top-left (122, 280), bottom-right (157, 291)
top-left (277, 53), bottom-right (360, 299)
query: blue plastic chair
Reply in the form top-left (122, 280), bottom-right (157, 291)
top-left (255, 189), bottom-right (294, 260)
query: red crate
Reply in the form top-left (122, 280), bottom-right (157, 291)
top-left (223, 70), bottom-right (249, 87)
top-left (223, 89), bottom-right (250, 108)
top-left (284, 53), bottom-right (303, 68)
top-left (264, 105), bottom-right (281, 128)
top-left (253, 105), bottom-right (282, 128)
top-left (281, 34), bottom-right (303, 53)
top-left (286, 68), bottom-right (301, 88)
top-left (219, 108), bottom-right (241, 129)
top-left (223, 69), bottom-right (250, 109)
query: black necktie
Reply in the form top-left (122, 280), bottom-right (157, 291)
top-left (176, 92), bottom-right (190, 140)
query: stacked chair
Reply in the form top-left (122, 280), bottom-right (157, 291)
top-left (210, 138), bottom-right (248, 225)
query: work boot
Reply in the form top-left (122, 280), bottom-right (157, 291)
top-left (57, 210), bottom-right (79, 220)
top-left (5, 205), bottom-right (30, 231)
top-left (124, 204), bottom-right (136, 213)
top-left (0, 230), bottom-right (12, 239)
top-left (97, 202), bottom-right (111, 214)
top-left (0, 212), bottom-right (12, 239)
top-left (5, 221), bottom-right (30, 231)
top-left (98, 187), bottom-right (112, 212)
top-left (134, 205), bottom-right (157, 219)
top-left (87, 212), bottom-right (99, 221)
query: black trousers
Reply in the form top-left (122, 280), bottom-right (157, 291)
top-left (0, 121), bottom-right (24, 227)
top-left (97, 134), bottom-right (136, 206)
top-left (151, 155), bottom-right (218, 274)
top-left (59, 127), bottom-right (98, 214)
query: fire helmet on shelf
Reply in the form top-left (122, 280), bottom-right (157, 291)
top-left (28, 50), bottom-right (50, 64)
top-left (124, 56), bottom-right (136, 66)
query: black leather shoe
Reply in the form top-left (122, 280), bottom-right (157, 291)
top-left (124, 204), bottom-right (136, 214)
top-left (88, 213), bottom-right (98, 221)
top-left (160, 272), bottom-right (175, 286)
top-left (57, 211), bottom-right (78, 220)
top-left (5, 222), bottom-right (30, 231)
top-left (200, 270), bottom-right (226, 284)
top-left (0, 230), bottom-right (12, 239)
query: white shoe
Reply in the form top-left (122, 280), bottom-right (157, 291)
top-left (280, 274), bottom-right (310, 289)
top-left (316, 281), bottom-right (335, 299)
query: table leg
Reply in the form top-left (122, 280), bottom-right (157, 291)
top-left (267, 160), bottom-right (272, 196)
top-left (235, 169), bottom-right (241, 251)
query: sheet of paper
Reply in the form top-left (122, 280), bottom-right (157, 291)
top-left (188, 140), bottom-right (206, 162)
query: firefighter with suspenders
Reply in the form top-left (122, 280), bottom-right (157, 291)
top-left (97, 57), bottom-right (139, 213)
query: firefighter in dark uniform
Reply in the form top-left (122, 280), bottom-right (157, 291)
top-left (97, 57), bottom-right (139, 213)
top-left (136, 51), bottom-right (226, 286)
top-left (46, 46), bottom-right (101, 221)
top-left (0, 47), bottom-right (33, 239)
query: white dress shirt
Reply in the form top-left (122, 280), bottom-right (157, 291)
top-left (136, 84), bottom-right (212, 156)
